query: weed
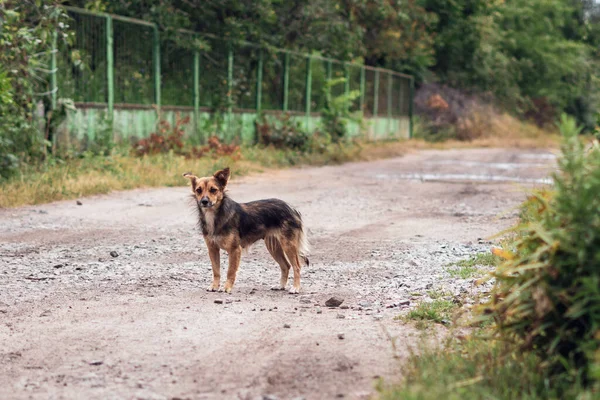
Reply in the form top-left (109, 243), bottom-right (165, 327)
top-left (377, 333), bottom-right (592, 400)
top-left (455, 252), bottom-right (500, 268)
top-left (401, 299), bottom-right (457, 324)
top-left (447, 252), bottom-right (499, 279)
top-left (255, 113), bottom-right (311, 150)
top-left (427, 289), bottom-right (451, 299)
top-left (447, 265), bottom-right (478, 279)
top-left (133, 114), bottom-right (188, 156)
top-left (0, 138), bottom-right (401, 208)
top-left (485, 114), bottom-right (600, 386)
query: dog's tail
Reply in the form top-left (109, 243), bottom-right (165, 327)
top-left (298, 219), bottom-right (310, 267)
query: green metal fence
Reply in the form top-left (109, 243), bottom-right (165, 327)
top-left (55, 6), bottom-right (413, 144)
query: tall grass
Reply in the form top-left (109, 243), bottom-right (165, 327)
top-left (379, 115), bottom-right (600, 399)
top-left (486, 115), bottom-right (600, 386)
top-left (0, 140), bottom-right (403, 208)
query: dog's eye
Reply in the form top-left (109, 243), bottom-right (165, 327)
top-left (195, 188), bottom-right (202, 194)
top-left (209, 188), bottom-right (217, 194)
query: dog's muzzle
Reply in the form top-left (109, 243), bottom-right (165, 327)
top-left (200, 197), bottom-right (212, 208)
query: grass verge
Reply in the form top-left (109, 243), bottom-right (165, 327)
top-left (400, 299), bottom-right (458, 324)
top-left (447, 252), bottom-right (500, 279)
top-left (0, 119), bottom-right (562, 209)
top-left (0, 140), bottom-right (411, 208)
top-left (376, 332), bottom-right (591, 400)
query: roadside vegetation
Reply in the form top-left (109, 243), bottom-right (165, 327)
top-left (381, 115), bottom-right (600, 399)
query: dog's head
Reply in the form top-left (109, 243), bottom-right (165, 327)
top-left (183, 168), bottom-right (230, 209)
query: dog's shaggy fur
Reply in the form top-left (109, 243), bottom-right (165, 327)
top-left (183, 168), bottom-right (309, 294)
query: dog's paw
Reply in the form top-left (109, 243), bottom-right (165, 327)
top-left (288, 287), bottom-right (301, 294)
top-left (270, 285), bottom-right (286, 291)
top-left (207, 283), bottom-right (220, 292)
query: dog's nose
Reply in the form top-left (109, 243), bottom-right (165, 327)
top-left (201, 198), bottom-right (209, 206)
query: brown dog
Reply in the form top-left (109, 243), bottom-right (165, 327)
top-left (183, 168), bottom-right (309, 294)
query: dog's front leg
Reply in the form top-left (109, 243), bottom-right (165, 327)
top-left (205, 238), bottom-right (221, 291)
top-left (223, 246), bottom-right (241, 294)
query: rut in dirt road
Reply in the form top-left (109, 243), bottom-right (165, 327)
top-left (0, 148), bottom-right (556, 400)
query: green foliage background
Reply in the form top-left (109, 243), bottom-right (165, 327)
top-left (2, 0), bottom-right (600, 174)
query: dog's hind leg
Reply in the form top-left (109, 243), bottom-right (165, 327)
top-left (281, 241), bottom-right (302, 294)
top-left (265, 236), bottom-right (291, 290)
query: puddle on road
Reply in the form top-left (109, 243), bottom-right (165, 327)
top-left (376, 173), bottom-right (553, 184)
top-left (426, 160), bottom-right (551, 170)
top-left (519, 153), bottom-right (558, 160)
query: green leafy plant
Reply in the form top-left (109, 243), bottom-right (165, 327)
top-left (321, 78), bottom-right (362, 143)
top-left (400, 299), bottom-right (457, 324)
top-left (255, 113), bottom-right (311, 150)
top-left (0, 1), bottom-right (71, 174)
top-left (486, 114), bottom-right (600, 387)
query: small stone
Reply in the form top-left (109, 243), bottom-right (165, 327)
top-left (358, 301), bottom-right (372, 308)
top-left (299, 298), bottom-right (312, 304)
top-left (53, 264), bottom-right (64, 269)
top-left (316, 308), bottom-right (322, 314)
top-left (336, 314), bottom-right (345, 319)
top-left (214, 299), bottom-right (224, 304)
top-left (325, 297), bottom-right (344, 307)
top-left (399, 300), bottom-right (410, 306)
top-left (39, 310), bottom-right (51, 317)
top-left (225, 299), bottom-right (233, 304)
top-left (263, 395), bottom-right (279, 400)
top-left (283, 323), bottom-right (291, 328)
top-left (337, 333), bottom-right (345, 340)
top-left (76, 200), bottom-right (83, 206)
top-left (109, 251), bottom-right (119, 258)
top-left (340, 305), bottom-right (349, 309)
top-left (88, 360), bottom-right (103, 366)
top-left (373, 314), bottom-right (383, 320)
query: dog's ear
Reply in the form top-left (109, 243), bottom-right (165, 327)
top-left (213, 167), bottom-right (230, 188)
top-left (182, 172), bottom-right (198, 191)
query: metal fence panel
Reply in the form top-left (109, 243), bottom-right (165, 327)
top-left (57, 7), bottom-right (413, 140)
top-left (287, 53), bottom-right (307, 113)
top-left (58, 11), bottom-right (107, 103)
top-left (261, 49), bottom-right (285, 111)
top-left (161, 35), bottom-right (194, 106)
top-left (233, 44), bottom-right (259, 110)
top-left (113, 19), bottom-right (154, 104)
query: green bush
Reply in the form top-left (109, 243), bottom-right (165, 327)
top-left (320, 77), bottom-right (362, 143)
top-left (487, 114), bottom-right (600, 387)
top-left (255, 113), bottom-right (311, 151)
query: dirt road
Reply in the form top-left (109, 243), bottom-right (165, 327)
top-left (0, 148), bottom-right (555, 400)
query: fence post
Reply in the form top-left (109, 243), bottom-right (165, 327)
top-left (282, 52), bottom-right (289, 111)
top-left (409, 76), bottom-right (414, 139)
top-left (305, 56), bottom-right (312, 129)
top-left (227, 44), bottom-right (234, 136)
top-left (387, 73), bottom-right (392, 136)
top-left (193, 50), bottom-right (200, 140)
top-left (49, 31), bottom-right (58, 152)
top-left (50, 31), bottom-right (57, 111)
top-left (106, 16), bottom-right (114, 128)
top-left (256, 49), bottom-right (263, 112)
top-left (359, 67), bottom-right (365, 114)
top-left (344, 64), bottom-right (350, 97)
top-left (373, 69), bottom-right (379, 118)
top-left (399, 77), bottom-right (404, 136)
top-left (326, 60), bottom-right (332, 104)
top-left (153, 25), bottom-right (161, 111)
